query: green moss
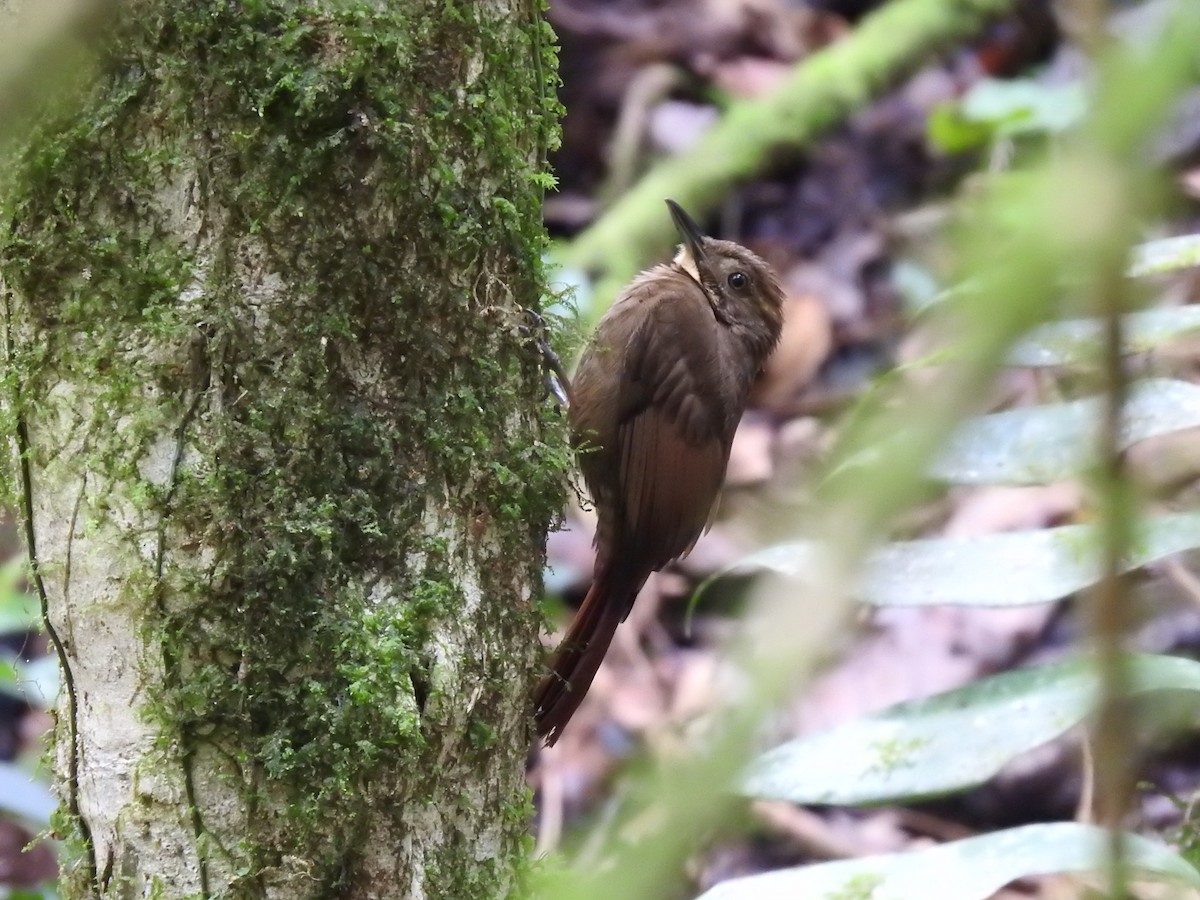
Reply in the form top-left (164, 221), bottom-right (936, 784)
top-left (2, 0), bottom-right (564, 893)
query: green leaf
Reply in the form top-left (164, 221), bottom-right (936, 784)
top-left (0, 557), bottom-right (37, 635)
top-left (926, 79), bottom-right (1087, 154)
top-left (742, 654), bottom-right (1200, 807)
top-left (728, 512), bottom-right (1200, 608)
top-left (697, 823), bottom-right (1200, 900)
top-left (1011, 305), bottom-right (1200, 367)
top-left (933, 379), bottom-right (1200, 484)
top-left (959, 79), bottom-right (1087, 137)
top-left (0, 762), bottom-right (56, 826)
top-left (926, 103), bottom-right (994, 154)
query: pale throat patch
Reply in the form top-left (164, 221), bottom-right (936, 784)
top-left (673, 245), bottom-right (701, 283)
top-left (673, 244), bottom-right (723, 316)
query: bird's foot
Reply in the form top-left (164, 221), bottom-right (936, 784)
top-left (522, 308), bottom-right (572, 409)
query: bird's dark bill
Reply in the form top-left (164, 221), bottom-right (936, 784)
top-left (666, 199), bottom-right (707, 263)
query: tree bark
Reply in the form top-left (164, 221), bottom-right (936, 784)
top-left (0, 2), bottom-right (563, 897)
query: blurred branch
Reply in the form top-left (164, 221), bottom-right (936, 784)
top-left (1091, 215), bottom-right (1135, 900)
top-left (599, 64), bottom-right (689, 206)
top-left (1078, 0), bottom-right (1137, 895)
top-left (556, 0), bottom-right (1023, 319)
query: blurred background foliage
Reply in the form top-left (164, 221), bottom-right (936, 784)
top-left (5, 0), bottom-right (1200, 898)
top-left (534, 0), bottom-right (1200, 898)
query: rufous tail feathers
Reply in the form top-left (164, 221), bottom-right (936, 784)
top-left (534, 564), bottom-right (646, 745)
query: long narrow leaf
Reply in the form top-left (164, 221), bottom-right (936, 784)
top-left (1129, 233), bottom-right (1200, 277)
top-left (698, 822), bottom-right (1200, 900)
top-left (1011, 305), bottom-right (1200, 367)
top-left (742, 653), bottom-right (1200, 806)
top-left (933, 379), bottom-right (1200, 484)
top-left (729, 512), bottom-right (1200, 608)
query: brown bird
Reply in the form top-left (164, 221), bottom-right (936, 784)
top-left (535, 200), bottom-right (786, 744)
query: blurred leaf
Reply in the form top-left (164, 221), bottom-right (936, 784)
top-left (0, 762), bottom-right (56, 826)
top-left (728, 511), bottom-right (1200, 608)
top-left (891, 260), bottom-right (945, 317)
top-left (743, 654), bottom-right (1200, 807)
top-left (0, 0), bottom-right (120, 146)
top-left (927, 79), bottom-right (1087, 153)
top-left (0, 654), bottom-right (61, 707)
top-left (962, 79), bottom-right (1088, 136)
top-left (1011, 305), bottom-right (1200, 366)
top-left (0, 557), bottom-right (37, 635)
top-left (1128, 233), bottom-right (1200, 277)
top-left (0, 657), bottom-right (17, 692)
top-left (933, 378), bottom-right (1200, 484)
top-left (926, 103), bottom-right (995, 154)
top-left (543, 255), bottom-right (592, 320)
top-left (697, 822), bottom-right (1200, 900)
top-left (0, 594), bottom-right (38, 635)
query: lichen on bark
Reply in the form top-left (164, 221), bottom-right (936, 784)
top-left (0, 1), bottom-right (564, 897)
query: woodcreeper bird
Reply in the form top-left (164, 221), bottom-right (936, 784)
top-left (535, 200), bottom-right (785, 744)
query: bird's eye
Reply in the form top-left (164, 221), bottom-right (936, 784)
top-left (727, 271), bottom-right (749, 290)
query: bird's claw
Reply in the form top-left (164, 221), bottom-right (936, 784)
top-left (522, 308), bottom-right (572, 409)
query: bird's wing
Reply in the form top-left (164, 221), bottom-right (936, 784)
top-left (615, 299), bottom-right (730, 570)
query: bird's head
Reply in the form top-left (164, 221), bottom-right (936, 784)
top-left (666, 199), bottom-right (785, 349)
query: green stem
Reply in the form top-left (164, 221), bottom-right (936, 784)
top-left (556, 0), bottom-right (1021, 320)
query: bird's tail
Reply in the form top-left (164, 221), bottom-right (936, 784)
top-left (534, 564), bottom-right (647, 745)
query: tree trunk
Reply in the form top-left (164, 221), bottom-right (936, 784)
top-left (0, 2), bottom-right (563, 897)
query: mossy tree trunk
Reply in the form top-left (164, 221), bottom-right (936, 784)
top-left (0, 2), bottom-right (562, 897)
